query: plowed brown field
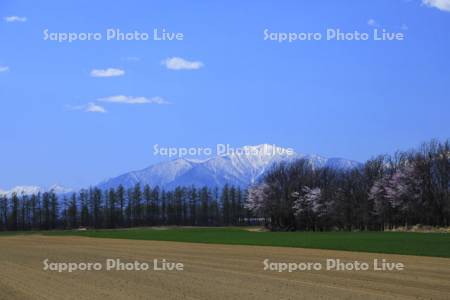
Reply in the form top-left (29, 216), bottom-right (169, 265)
top-left (1, 235), bottom-right (449, 299)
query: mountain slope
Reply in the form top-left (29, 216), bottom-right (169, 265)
top-left (98, 144), bottom-right (360, 190)
top-left (0, 185), bottom-right (73, 197)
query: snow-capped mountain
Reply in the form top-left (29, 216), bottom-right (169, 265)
top-left (0, 185), bottom-right (73, 197)
top-left (98, 144), bottom-right (361, 190)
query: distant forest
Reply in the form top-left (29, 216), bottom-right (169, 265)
top-left (0, 185), bottom-right (248, 231)
top-left (1, 139), bottom-right (448, 231)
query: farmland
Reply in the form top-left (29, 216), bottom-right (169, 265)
top-left (43, 227), bottom-right (450, 258)
top-left (1, 234), bottom-right (450, 299)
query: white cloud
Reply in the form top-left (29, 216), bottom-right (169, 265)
top-left (0, 66), bottom-right (9, 72)
top-left (422, 0), bottom-right (450, 12)
top-left (85, 102), bottom-right (107, 113)
top-left (90, 68), bottom-right (125, 77)
top-left (98, 95), bottom-right (169, 105)
top-left (162, 57), bottom-right (203, 70)
top-left (68, 103), bottom-right (107, 113)
top-left (367, 19), bottom-right (379, 27)
top-left (4, 16), bottom-right (27, 22)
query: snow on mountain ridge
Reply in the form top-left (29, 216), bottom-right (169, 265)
top-left (98, 144), bottom-right (361, 190)
top-left (2, 145), bottom-right (361, 194)
top-left (0, 185), bottom-right (73, 197)
top-left (228, 147), bottom-right (295, 183)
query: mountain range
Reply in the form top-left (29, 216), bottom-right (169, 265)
top-left (0, 185), bottom-right (73, 198)
top-left (97, 144), bottom-right (360, 190)
top-left (1, 144), bottom-right (361, 195)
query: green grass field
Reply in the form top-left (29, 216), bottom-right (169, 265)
top-left (27, 227), bottom-right (450, 258)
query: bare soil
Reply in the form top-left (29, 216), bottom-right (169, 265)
top-left (0, 235), bottom-right (449, 299)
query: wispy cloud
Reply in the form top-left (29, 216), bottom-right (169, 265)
top-left (367, 19), bottom-right (379, 27)
top-left (67, 95), bottom-right (168, 114)
top-left (4, 16), bottom-right (27, 22)
top-left (68, 103), bottom-right (107, 113)
top-left (162, 57), bottom-right (203, 70)
top-left (0, 66), bottom-right (9, 72)
top-left (98, 95), bottom-right (169, 105)
top-left (85, 102), bottom-right (107, 113)
top-left (422, 0), bottom-right (450, 12)
top-left (90, 68), bottom-right (125, 77)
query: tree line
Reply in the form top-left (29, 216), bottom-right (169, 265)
top-left (1, 139), bottom-right (448, 232)
top-left (247, 139), bottom-right (450, 231)
top-left (0, 184), bottom-right (249, 231)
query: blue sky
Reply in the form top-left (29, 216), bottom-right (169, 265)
top-left (0, 0), bottom-right (449, 189)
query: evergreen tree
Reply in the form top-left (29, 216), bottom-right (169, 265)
top-left (199, 187), bottom-right (209, 225)
top-left (80, 190), bottom-right (89, 227)
top-left (91, 188), bottom-right (102, 228)
top-left (143, 185), bottom-right (152, 225)
top-left (221, 185), bottom-right (230, 225)
top-left (189, 187), bottom-right (197, 226)
top-left (68, 193), bottom-right (78, 229)
top-left (151, 187), bottom-right (160, 225)
top-left (108, 188), bottom-right (117, 228)
top-left (131, 184), bottom-right (142, 226)
top-left (41, 192), bottom-right (50, 230)
top-left (116, 185), bottom-right (125, 227)
top-left (0, 195), bottom-right (8, 230)
top-left (50, 192), bottom-right (58, 229)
